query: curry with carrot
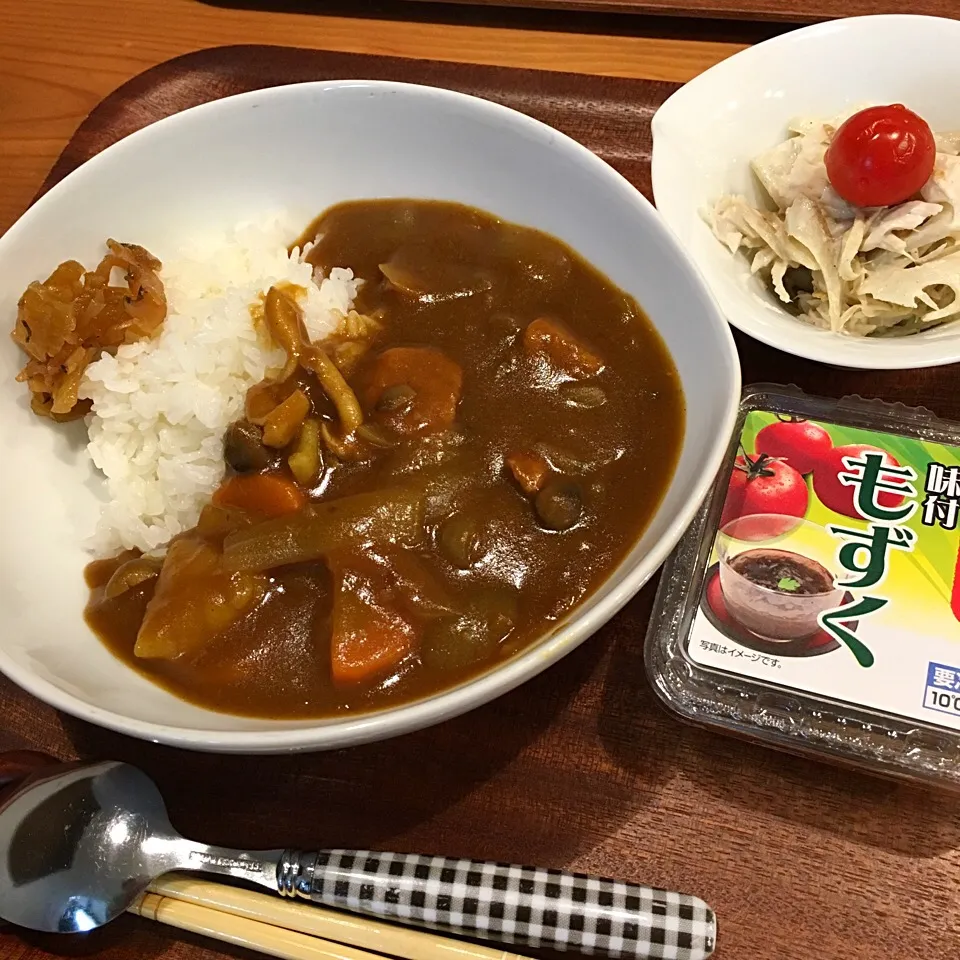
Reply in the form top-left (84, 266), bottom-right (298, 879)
top-left (84, 200), bottom-right (684, 718)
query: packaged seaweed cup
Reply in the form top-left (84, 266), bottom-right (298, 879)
top-left (646, 384), bottom-right (960, 790)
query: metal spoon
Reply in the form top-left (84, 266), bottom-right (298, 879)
top-left (0, 759), bottom-right (716, 960)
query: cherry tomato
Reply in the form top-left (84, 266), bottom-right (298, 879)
top-left (720, 453), bottom-right (809, 533)
top-left (825, 104), bottom-right (936, 208)
top-left (755, 418), bottom-right (832, 476)
top-left (812, 444), bottom-right (905, 520)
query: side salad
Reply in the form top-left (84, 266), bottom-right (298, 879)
top-left (708, 104), bottom-right (960, 337)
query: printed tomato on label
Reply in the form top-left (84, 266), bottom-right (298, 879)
top-left (755, 418), bottom-right (832, 475)
top-left (812, 444), bottom-right (905, 520)
top-left (720, 453), bottom-right (809, 532)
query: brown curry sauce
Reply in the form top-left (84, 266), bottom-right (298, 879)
top-left (85, 200), bottom-right (684, 718)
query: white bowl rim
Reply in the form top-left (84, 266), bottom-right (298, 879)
top-left (0, 78), bottom-right (740, 753)
top-left (651, 13), bottom-right (960, 371)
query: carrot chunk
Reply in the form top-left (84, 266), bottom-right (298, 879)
top-left (329, 553), bottom-right (418, 685)
top-left (212, 472), bottom-right (306, 518)
top-left (505, 450), bottom-right (552, 495)
top-left (360, 346), bottom-right (462, 436)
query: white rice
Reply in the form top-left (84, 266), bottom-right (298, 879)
top-left (80, 217), bottom-right (360, 554)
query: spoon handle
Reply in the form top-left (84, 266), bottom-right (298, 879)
top-left (275, 849), bottom-right (716, 960)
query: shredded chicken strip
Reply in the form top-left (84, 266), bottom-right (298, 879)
top-left (706, 109), bottom-right (960, 337)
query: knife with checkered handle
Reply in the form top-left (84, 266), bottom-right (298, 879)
top-left (271, 849), bottom-right (716, 960)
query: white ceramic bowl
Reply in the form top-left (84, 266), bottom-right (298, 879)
top-left (0, 81), bottom-right (739, 752)
top-left (652, 14), bottom-right (960, 370)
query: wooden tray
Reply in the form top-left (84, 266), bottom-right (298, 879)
top-left (4, 46), bottom-right (959, 960)
top-left (409, 0), bottom-right (956, 24)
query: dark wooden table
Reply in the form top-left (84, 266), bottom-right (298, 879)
top-left (2, 10), bottom-right (960, 960)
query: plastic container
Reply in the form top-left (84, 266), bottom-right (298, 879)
top-left (646, 383), bottom-right (960, 790)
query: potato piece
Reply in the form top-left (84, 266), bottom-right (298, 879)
top-left (134, 538), bottom-right (266, 660)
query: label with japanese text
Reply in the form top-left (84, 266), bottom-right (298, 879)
top-left (686, 410), bottom-right (960, 732)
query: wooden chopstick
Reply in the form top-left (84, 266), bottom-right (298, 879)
top-left (143, 873), bottom-right (532, 960)
top-left (130, 891), bottom-right (372, 960)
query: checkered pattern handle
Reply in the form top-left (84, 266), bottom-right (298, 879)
top-left (276, 849), bottom-right (716, 960)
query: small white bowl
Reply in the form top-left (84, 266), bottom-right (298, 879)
top-left (652, 14), bottom-right (960, 370)
top-left (0, 80), bottom-right (739, 753)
